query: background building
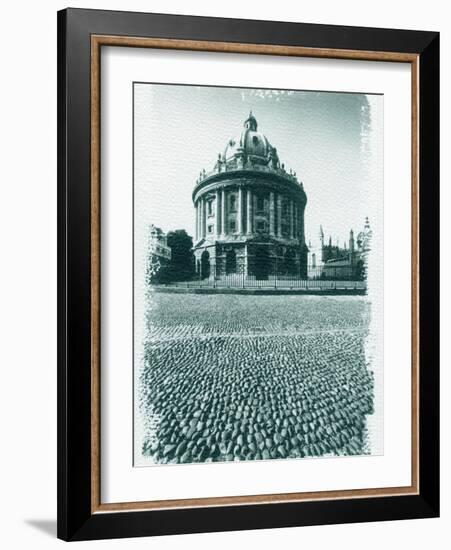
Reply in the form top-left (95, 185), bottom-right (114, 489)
top-left (145, 224), bottom-right (171, 283)
top-left (192, 112), bottom-right (308, 280)
top-left (148, 224), bottom-right (171, 261)
top-left (308, 218), bottom-right (372, 280)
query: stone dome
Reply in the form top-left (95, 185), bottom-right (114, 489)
top-left (223, 111), bottom-right (275, 166)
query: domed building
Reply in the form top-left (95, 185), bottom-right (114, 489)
top-left (192, 112), bottom-right (308, 281)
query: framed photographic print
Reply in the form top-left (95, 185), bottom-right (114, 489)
top-left (57, 8), bottom-right (439, 541)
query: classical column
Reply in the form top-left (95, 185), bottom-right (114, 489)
top-left (195, 201), bottom-right (199, 240)
top-left (246, 189), bottom-right (252, 234)
top-left (221, 189), bottom-right (226, 237)
top-left (297, 204), bottom-right (301, 240)
top-left (215, 190), bottom-right (220, 237)
top-left (277, 194), bottom-right (282, 236)
top-left (290, 200), bottom-right (294, 239)
top-left (202, 197), bottom-right (207, 238)
top-left (269, 192), bottom-right (275, 236)
top-left (238, 187), bottom-right (243, 234)
top-left (194, 202), bottom-right (197, 241)
top-left (293, 202), bottom-right (298, 240)
top-left (299, 206), bottom-right (305, 244)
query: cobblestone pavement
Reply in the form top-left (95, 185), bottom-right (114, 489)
top-left (139, 293), bottom-right (374, 464)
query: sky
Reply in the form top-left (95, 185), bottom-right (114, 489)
top-left (134, 83), bottom-right (382, 248)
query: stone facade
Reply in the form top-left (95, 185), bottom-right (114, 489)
top-left (193, 113), bottom-right (308, 280)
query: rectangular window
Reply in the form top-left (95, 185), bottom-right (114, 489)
top-left (207, 200), bottom-right (213, 216)
top-left (229, 221), bottom-right (236, 232)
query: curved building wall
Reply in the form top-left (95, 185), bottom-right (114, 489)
top-left (193, 170), bottom-right (308, 279)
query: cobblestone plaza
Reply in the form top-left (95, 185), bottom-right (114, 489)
top-left (139, 293), bottom-right (374, 464)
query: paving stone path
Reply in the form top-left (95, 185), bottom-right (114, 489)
top-left (139, 293), bottom-right (374, 464)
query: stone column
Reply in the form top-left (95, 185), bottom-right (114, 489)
top-left (215, 190), bottom-right (220, 237)
top-left (297, 204), bottom-right (301, 240)
top-left (290, 200), bottom-right (294, 239)
top-left (195, 201), bottom-right (199, 241)
top-left (293, 202), bottom-right (298, 240)
top-left (277, 194), bottom-right (282, 237)
top-left (299, 206), bottom-right (305, 244)
top-left (238, 187), bottom-right (243, 234)
top-left (246, 189), bottom-right (252, 234)
top-left (221, 189), bottom-right (226, 237)
top-left (269, 192), bottom-right (275, 236)
top-left (202, 197), bottom-right (206, 238)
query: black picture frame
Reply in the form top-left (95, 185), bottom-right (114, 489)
top-left (57, 7), bottom-right (439, 542)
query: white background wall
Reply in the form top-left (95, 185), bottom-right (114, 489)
top-left (0, 0), bottom-right (448, 548)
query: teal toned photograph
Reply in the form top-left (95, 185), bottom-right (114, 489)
top-left (133, 83), bottom-right (383, 466)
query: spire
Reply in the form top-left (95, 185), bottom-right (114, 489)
top-left (349, 228), bottom-right (355, 252)
top-left (319, 225), bottom-right (324, 247)
top-left (364, 216), bottom-right (370, 230)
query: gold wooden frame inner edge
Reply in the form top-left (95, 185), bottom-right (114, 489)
top-left (90, 35), bottom-right (420, 514)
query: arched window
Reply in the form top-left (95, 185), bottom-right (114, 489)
top-left (282, 200), bottom-right (289, 216)
top-left (312, 253), bottom-right (316, 268)
top-left (226, 249), bottom-right (237, 275)
top-left (200, 250), bottom-right (210, 279)
top-left (284, 248), bottom-right (296, 275)
top-left (254, 246), bottom-right (269, 280)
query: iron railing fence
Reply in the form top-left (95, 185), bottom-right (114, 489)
top-left (155, 265), bottom-right (367, 291)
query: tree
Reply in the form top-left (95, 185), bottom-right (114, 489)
top-left (166, 230), bottom-right (195, 281)
top-left (146, 252), bottom-right (161, 285)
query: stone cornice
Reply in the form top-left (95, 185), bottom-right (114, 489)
top-left (192, 170), bottom-right (307, 205)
